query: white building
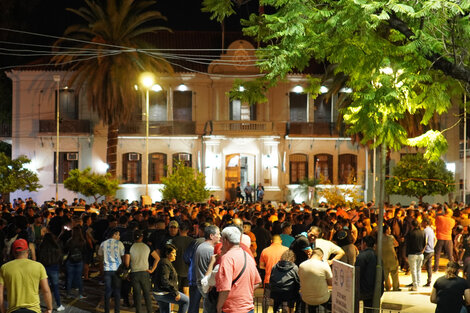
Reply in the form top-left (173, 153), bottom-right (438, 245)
top-left (6, 31), bottom-right (463, 205)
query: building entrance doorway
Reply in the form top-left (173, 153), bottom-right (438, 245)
top-left (225, 154), bottom-right (255, 201)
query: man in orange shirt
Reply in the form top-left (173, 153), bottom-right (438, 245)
top-left (433, 208), bottom-right (455, 272)
top-left (259, 235), bottom-right (288, 313)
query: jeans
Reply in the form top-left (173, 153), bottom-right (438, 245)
top-left (199, 286), bottom-right (217, 313)
top-left (131, 271), bottom-right (152, 313)
top-left (104, 271), bottom-right (122, 313)
top-left (262, 284), bottom-right (271, 313)
top-left (153, 291), bottom-right (189, 313)
top-left (423, 252), bottom-right (434, 284)
top-left (45, 265), bottom-right (61, 306)
top-left (188, 285), bottom-right (202, 313)
top-left (66, 261), bottom-right (83, 296)
top-left (408, 253), bottom-right (424, 288)
top-left (434, 240), bottom-right (454, 271)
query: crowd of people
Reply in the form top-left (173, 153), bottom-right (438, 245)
top-left (1, 196), bottom-right (470, 313)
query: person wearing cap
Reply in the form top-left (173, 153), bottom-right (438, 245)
top-left (431, 261), bottom-right (470, 313)
top-left (0, 238), bottom-right (53, 313)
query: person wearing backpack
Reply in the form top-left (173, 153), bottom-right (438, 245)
top-left (65, 225), bottom-right (86, 299)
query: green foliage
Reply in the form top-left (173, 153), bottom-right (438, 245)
top-left (385, 153), bottom-right (455, 201)
top-left (317, 184), bottom-right (363, 208)
top-left (203, 0), bottom-right (470, 158)
top-left (0, 153), bottom-right (41, 194)
top-left (64, 167), bottom-right (120, 202)
top-left (53, 0), bottom-right (173, 127)
top-left (161, 161), bottom-right (210, 202)
top-left (228, 79), bottom-right (269, 105)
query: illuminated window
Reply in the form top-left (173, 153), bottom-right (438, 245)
top-left (149, 153), bottom-right (167, 183)
top-left (289, 154), bottom-right (308, 184)
top-left (314, 154), bottom-right (333, 182)
top-left (230, 100), bottom-right (256, 120)
top-left (172, 152), bottom-right (192, 168)
top-left (122, 153), bottom-right (142, 184)
top-left (338, 154), bottom-right (357, 184)
top-left (53, 152), bottom-right (78, 183)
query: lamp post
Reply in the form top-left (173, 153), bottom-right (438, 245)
top-left (139, 72), bottom-right (162, 197)
top-left (140, 72), bottom-right (154, 197)
top-left (53, 75), bottom-right (60, 202)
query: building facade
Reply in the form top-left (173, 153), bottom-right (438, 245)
top-left (7, 33), bottom-right (463, 205)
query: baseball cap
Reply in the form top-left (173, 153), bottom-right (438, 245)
top-left (169, 220), bottom-right (179, 228)
top-left (12, 239), bottom-right (28, 252)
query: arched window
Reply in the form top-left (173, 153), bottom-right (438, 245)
top-left (314, 154), bottom-right (333, 182)
top-left (172, 152), bottom-right (192, 168)
top-left (289, 154), bottom-right (308, 184)
top-left (122, 152), bottom-right (142, 184)
top-left (338, 154), bottom-right (357, 184)
top-left (149, 153), bottom-right (167, 183)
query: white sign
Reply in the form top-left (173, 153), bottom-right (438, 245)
top-left (332, 260), bottom-right (355, 313)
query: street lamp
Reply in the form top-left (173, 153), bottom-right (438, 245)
top-left (53, 75), bottom-right (60, 202)
top-left (139, 72), bottom-right (162, 197)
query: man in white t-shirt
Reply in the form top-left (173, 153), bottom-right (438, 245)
top-left (308, 226), bottom-right (345, 265)
top-left (98, 228), bottom-right (125, 313)
top-left (298, 248), bottom-right (332, 310)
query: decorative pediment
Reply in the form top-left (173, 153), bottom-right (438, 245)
top-left (208, 40), bottom-right (260, 75)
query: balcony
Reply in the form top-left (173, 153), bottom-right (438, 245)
top-left (205, 121), bottom-right (285, 136)
top-left (287, 122), bottom-right (346, 137)
top-left (39, 120), bottom-right (91, 134)
top-left (119, 121), bottom-right (196, 135)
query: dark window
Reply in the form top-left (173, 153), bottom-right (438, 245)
top-left (289, 154), bottom-right (308, 184)
top-left (313, 94), bottom-right (330, 123)
top-left (172, 153), bottom-right (192, 168)
top-left (53, 152), bottom-right (78, 183)
top-left (314, 154), bottom-right (333, 182)
top-left (230, 100), bottom-right (256, 120)
top-left (289, 93), bottom-right (308, 122)
top-left (173, 91), bottom-right (192, 121)
top-left (338, 154), bottom-right (357, 184)
top-left (149, 153), bottom-right (167, 183)
top-left (149, 91), bottom-right (167, 121)
top-left (122, 153), bottom-right (142, 184)
top-left (56, 89), bottom-right (78, 120)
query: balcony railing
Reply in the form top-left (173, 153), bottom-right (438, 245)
top-left (206, 121), bottom-right (280, 135)
top-left (119, 121), bottom-right (195, 135)
top-left (39, 120), bottom-right (91, 134)
top-left (287, 122), bottom-right (346, 136)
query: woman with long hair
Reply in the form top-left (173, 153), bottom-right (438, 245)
top-left (38, 232), bottom-right (65, 311)
top-left (64, 225), bottom-right (86, 298)
top-left (431, 261), bottom-right (470, 313)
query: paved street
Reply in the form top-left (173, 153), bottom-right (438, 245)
top-left (38, 264), bottom-right (448, 313)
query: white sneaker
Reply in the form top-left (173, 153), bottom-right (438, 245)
top-left (57, 305), bottom-right (65, 311)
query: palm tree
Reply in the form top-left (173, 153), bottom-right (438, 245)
top-left (52, 0), bottom-right (172, 177)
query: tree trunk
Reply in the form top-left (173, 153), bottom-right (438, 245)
top-left (106, 124), bottom-right (118, 179)
top-left (373, 142), bottom-right (386, 312)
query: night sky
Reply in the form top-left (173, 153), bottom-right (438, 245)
top-left (0, 0), bottom-right (260, 68)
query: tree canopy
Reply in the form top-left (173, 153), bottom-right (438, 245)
top-left (64, 167), bottom-right (120, 202)
top-left (203, 0), bottom-right (470, 157)
top-left (161, 161), bottom-right (210, 202)
top-left (53, 0), bottom-right (173, 176)
top-left (0, 153), bottom-right (41, 194)
top-left (385, 153), bottom-right (455, 201)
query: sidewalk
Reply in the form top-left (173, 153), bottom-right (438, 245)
top-left (43, 263), bottom-right (450, 313)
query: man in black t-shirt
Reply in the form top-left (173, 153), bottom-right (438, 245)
top-left (431, 261), bottom-right (470, 313)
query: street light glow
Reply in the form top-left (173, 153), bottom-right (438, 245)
top-left (140, 72), bottom-right (155, 88)
top-left (151, 84), bottom-right (163, 92)
top-left (293, 85), bottom-right (304, 93)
